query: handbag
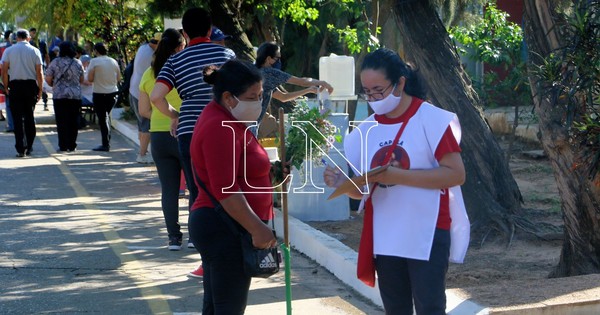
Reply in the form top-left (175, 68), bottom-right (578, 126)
top-left (194, 171), bottom-right (280, 278)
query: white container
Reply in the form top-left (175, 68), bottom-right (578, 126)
top-left (286, 113), bottom-right (350, 221)
top-left (319, 54), bottom-right (355, 97)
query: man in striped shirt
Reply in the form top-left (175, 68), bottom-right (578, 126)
top-left (151, 7), bottom-right (235, 218)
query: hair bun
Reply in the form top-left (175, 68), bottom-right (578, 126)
top-left (202, 64), bottom-right (220, 85)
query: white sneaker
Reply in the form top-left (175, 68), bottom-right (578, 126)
top-left (136, 154), bottom-right (154, 164)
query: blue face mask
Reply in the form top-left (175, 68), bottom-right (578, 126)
top-left (272, 59), bottom-right (282, 70)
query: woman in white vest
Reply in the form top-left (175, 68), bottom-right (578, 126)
top-left (323, 48), bottom-right (469, 315)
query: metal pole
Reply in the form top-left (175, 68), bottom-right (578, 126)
top-left (278, 107), bottom-right (292, 315)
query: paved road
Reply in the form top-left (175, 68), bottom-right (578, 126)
top-left (0, 102), bottom-right (384, 314)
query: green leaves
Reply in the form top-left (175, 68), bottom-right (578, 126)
top-left (285, 101), bottom-right (339, 171)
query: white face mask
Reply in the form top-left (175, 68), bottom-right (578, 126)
top-left (367, 85), bottom-right (401, 115)
top-left (230, 96), bottom-right (263, 122)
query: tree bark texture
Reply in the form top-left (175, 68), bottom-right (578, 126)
top-left (392, 1), bottom-right (523, 233)
top-left (209, 0), bottom-right (256, 61)
top-left (523, 0), bottom-right (600, 277)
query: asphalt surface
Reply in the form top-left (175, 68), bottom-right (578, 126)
top-left (0, 101), bottom-right (384, 314)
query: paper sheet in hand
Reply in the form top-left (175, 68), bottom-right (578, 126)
top-left (327, 165), bottom-right (390, 200)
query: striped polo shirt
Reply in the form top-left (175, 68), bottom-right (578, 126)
top-left (156, 37), bottom-right (235, 136)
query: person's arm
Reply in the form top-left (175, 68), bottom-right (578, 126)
top-left (2, 61), bottom-right (9, 94)
top-left (45, 74), bottom-right (53, 86)
top-left (35, 64), bottom-right (43, 100)
top-left (368, 152), bottom-right (465, 189)
top-left (116, 64), bottom-right (122, 82)
top-left (220, 194), bottom-right (277, 249)
top-left (287, 76), bottom-right (334, 94)
top-left (272, 86), bottom-right (319, 102)
top-left (138, 90), bottom-right (152, 119)
top-left (150, 82), bottom-right (178, 136)
top-left (150, 82), bottom-right (178, 119)
top-left (87, 66), bottom-right (95, 82)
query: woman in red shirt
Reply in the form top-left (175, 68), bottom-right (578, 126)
top-left (189, 59), bottom-right (276, 314)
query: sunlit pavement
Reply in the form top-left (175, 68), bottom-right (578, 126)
top-left (0, 99), bottom-right (383, 314)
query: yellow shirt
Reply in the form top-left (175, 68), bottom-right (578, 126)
top-left (139, 67), bottom-right (182, 132)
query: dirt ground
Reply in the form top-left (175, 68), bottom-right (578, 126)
top-left (308, 135), bottom-right (563, 290)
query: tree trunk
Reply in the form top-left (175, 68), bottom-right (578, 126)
top-left (392, 1), bottom-right (523, 236)
top-left (209, 0), bottom-right (256, 61)
top-left (523, 0), bottom-right (600, 277)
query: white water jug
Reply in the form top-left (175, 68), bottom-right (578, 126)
top-left (319, 54), bottom-right (355, 97)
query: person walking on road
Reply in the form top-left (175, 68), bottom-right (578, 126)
top-left (45, 41), bottom-right (84, 152)
top-left (1, 29), bottom-right (43, 157)
top-left (88, 42), bottom-right (121, 152)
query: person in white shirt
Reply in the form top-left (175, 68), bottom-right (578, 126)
top-left (1, 29), bottom-right (43, 157)
top-left (129, 34), bottom-right (159, 163)
top-left (87, 42), bottom-right (121, 152)
top-left (323, 48), bottom-right (469, 315)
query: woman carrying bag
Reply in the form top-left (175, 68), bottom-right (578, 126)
top-left (189, 59), bottom-right (277, 315)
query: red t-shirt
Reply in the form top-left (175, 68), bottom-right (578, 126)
top-left (375, 97), bottom-right (461, 230)
top-left (190, 100), bottom-right (273, 220)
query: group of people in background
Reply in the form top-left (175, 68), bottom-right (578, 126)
top-left (1, 6), bottom-right (469, 315)
top-left (0, 27), bottom-right (121, 156)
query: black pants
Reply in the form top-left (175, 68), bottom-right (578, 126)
top-left (92, 92), bottom-right (118, 147)
top-left (54, 98), bottom-right (81, 151)
top-left (375, 229), bottom-right (450, 315)
top-left (8, 80), bottom-right (38, 154)
top-left (189, 207), bottom-right (251, 315)
top-left (178, 133), bottom-right (198, 211)
top-left (151, 132), bottom-right (184, 239)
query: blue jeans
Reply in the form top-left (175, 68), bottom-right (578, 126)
top-left (375, 229), bottom-right (450, 315)
top-left (5, 96), bottom-right (14, 130)
top-left (177, 133), bottom-right (198, 211)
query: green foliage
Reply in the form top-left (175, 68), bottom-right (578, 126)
top-left (0, 0), bottom-right (161, 64)
top-left (285, 101), bottom-right (339, 172)
top-left (531, 1), bottom-right (600, 182)
top-left (449, 2), bottom-right (531, 108)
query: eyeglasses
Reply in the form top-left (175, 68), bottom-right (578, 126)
top-left (359, 83), bottom-right (395, 101)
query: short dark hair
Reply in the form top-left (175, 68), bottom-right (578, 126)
top-left (203, 60), bottom-right (263, 103)
top-left (361, 48), bottom-right (428, 100)
top-left (94, 42), bottom-right (107, 55)
top-left (29, 27), bottom-right (37, 32)
top-left (255, 42), bottom-right (279, 69)
top-left (59, 41), bottom-right (77, 58)
top-left (3, 30), bottom-right (12, 40)
top-left (15, 29), bottom-right (29, 40)
top-left (182, 8), bottom-right (211, 39)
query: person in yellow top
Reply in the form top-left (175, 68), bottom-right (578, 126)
top-left (138, 28), bottom-right (187, 251)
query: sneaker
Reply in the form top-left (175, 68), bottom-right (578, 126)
top-left (188, 265), bottom-right (204, 278)
top-left (168, 236), bottom-right (182, 251)
top-left (187, 239), bottom-right (195, 249)
top-left (136, 154), bottom-right (154, 164)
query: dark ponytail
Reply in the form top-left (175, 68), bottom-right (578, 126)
top-left (203, 60), bottom-right (263, 103)
top-left (361, 48), bottom-right (428, 100)
top-left (152, 28), bottom-right (185, 77)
